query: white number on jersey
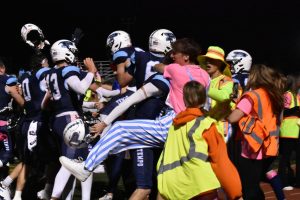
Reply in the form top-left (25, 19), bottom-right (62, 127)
top-left (22, 78), bottom-right (31, 101)
top-left (49, 74), bottom-right (62, 100)
top-left (145, 60), bottom-right (159, 81)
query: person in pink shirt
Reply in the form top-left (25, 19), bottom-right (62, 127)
top-left (156, 38), bottom-right (210, 114)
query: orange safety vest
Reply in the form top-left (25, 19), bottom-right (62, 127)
top-left (238, 88), bottom-right (279, 157)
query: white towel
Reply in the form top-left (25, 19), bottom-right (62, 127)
top-left (27, 121), bottom-right (38, 151)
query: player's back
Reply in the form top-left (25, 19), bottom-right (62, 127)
top-left (47, 66), bottom-right (83, 115)
top-left (133, 51), bottom-right (164, 89)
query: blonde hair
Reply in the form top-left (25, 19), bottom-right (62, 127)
top-left (183, 81), bottom-right (206, 108)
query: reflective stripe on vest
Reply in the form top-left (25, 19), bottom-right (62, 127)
top-left (251, 91), bottom-right (279, 136)
top-left (158, 116), bottom-right (208, 174)
top-left (280, 91), bottom-right (300, 138)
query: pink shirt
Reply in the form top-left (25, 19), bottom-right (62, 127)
top-left (284, 92), bottom-right (291, 108)
top-left (236, 96), bottom-right (253, 115)
top-left (237, 96), bottom-right (263, 159)
top-left (163, 63), bottom-right (210, 114)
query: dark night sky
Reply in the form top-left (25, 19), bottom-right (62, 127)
top-left (1, 0), bottom-right (300, 74)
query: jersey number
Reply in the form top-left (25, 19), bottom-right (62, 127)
top-left (49, 74), bottom-right (62, 100)
top-left (145, 61), bottom-right (159, 81)
top-left (22, 78), bottom-right (31, 101)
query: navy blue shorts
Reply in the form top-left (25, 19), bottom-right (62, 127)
top-left (131, 148), bottom-right (154, 189)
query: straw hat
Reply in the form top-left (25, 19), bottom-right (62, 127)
top-left (197, 46), bottom-right (231, 77)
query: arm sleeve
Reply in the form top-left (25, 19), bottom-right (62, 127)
top-left (103, 83), bottom-right (160, 125)
top-left (236, 96), bottom-right (253, 115)
top-left (163, 64), bottom-right (175, 79)
top-left (66, 72), bottom-right (94, 95)
top-left (82, 101), bottom-right (96, 109)
top-left (96, 87), bottom-right (120, 98)
top-left (208, 81), bottom-right (233, 102)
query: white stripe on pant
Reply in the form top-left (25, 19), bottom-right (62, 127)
top-left (85, 110), bottom-right (176, 171)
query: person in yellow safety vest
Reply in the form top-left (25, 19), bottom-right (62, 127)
top-left (157, 81), bottom-right (242, 200)
top-left (227, 64), bottom-right (286, 200)
top-left (197, 46), bottom-right (235, 142)
top-left (278, 74), bottom-right (300, 189)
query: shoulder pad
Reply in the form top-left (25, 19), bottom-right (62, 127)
top-left (36, 67), bottom-right (51, 80)
top-left (113, 50), bottom-right (129, 61)
top-left (62, 66), bottom-right (80, 77)
top-left (6, 76), bottom-right (18, 85)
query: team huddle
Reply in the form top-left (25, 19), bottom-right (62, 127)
top-left (0, 23), bottom-right (299, 200)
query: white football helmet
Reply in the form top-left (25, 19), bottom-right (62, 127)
top-left (226, 49), bottom-right (252, 74)
top-left (106, 30), bottom-right (132, 54)
top-left (149, 29), bottom-right (176, 54)
top-left (21, 23), bottom-right (50, 49)
top-left (50, 39), bottom-right (78, 64)
top-left (63, 119), bottom-right (87, 149)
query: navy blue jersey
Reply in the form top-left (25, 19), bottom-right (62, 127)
top-left (100, 90), bottom-right (135, 116)
top-left (0, 75), bottom-right (17, 120)
top-left (133, 73), bottom-right (170, 119)
top-left (112, 46), bottom-right (144, 87)
top-left (47, 66), bottom-right (86, 115)
top-left (20, 67), bottom-right (50, 120)
top-left (129, 51), bottom-right (164, 89)
top-left (232, 72), bottom-right (249, 91)
top-left (112, 46), bottom-right (144, 66)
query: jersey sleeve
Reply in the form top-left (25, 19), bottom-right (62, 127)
top-left (36, 67), bottom-right (50, 81)
top-left (149, 74), bottom-right (170, 94)
top-left (6, 76), bottom-right (18, 86)
top-left (62, 66), bottom-right (81, 79)
top-left (113, 49), bottom-right (136, 75)
top-left (112, 50), bottom-right (130, 65)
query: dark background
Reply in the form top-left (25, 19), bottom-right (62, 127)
top-left (1, 0), bottom-right (300, 74)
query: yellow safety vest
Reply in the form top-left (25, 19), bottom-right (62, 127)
top-left (208, 75), bottom-right (234, 138)
top-left (280, 91), bottom-right (300, 138)
top-left (84, 89), bottom-right (92, 102)
top-left (157, 116), bottom-right (220, 200)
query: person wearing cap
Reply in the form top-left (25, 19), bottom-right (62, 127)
top-left (197, 46), bottom-right (234, 142)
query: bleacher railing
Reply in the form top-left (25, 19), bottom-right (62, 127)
top-left (78, 60), bottom-right (115, 82)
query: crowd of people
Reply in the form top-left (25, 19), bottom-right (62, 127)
top-left (0, 23), bottom-right (299, 200)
